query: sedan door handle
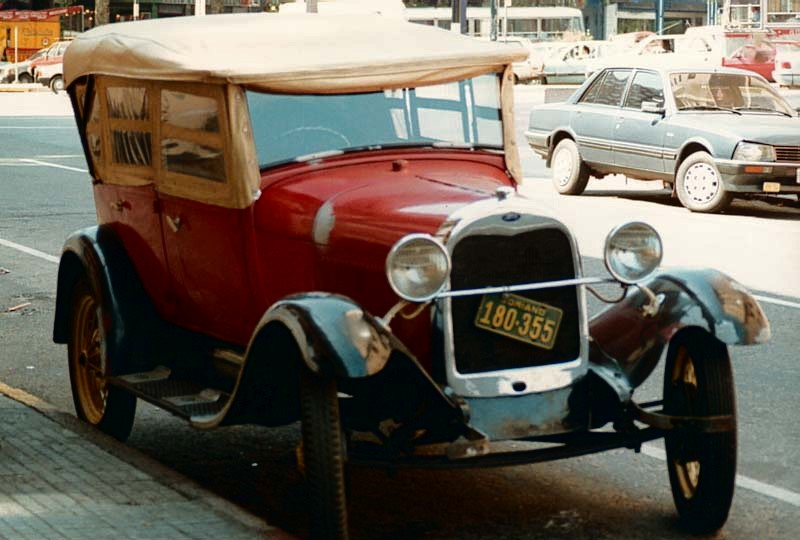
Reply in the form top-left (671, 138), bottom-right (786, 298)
top-left (165, 215), bottom-right (182, 233)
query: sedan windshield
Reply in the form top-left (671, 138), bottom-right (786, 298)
top-left (247, 74), bottom-right (503, 167)
top-left (671, 72), bottom-right (794, 116)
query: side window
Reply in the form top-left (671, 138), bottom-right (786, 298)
top-left (159, 88), bottom-right (226, 183)
top-left (580, 70), bottom-right (631, 107)
top-left (623, 71), bottom-right (664, 110)
top-left (578, 72), bottom-right (608, 104)
top-left (106, 85), bottom-right (152, 168)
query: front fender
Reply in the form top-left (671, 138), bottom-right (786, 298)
top-left (254, 293), bottom-right (399, 379)
top-left (218, 293), bottom-right (460, 430)
top-left (589, 268), bottom-right (770, 390)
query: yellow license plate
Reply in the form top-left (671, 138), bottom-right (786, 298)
top-left (474, 293), bottom-right (563, 350)
top-left (763, 181), bottom-right (781, 193)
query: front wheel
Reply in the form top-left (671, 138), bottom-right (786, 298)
top-left (675, 152), bottom-right (732, 213)
top-left (301, 368), bottom-right (349, 540)
top-left (663, 330), bottom-right (737, 534)
top-left (49, 75), bottom-right (64, 94)
top-left (551, 138), bottom-right (590, 195)
top-left (68, 279), bottom-right (136, 441)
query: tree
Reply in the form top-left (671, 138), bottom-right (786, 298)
top-left (95, 0), bottom-right (109, 26)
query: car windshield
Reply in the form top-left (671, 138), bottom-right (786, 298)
top-left (671, 72), bottom-right (794, 116)
top-left (247, 74), bottom-right (503, 168)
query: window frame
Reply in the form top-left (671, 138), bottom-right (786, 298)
top-left (622, 69), bottom-right (665, 111)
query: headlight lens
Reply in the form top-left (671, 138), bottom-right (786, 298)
top-left (386, 234), bottom-right (450, 302)
top-left (604, 222), bottom-right (663, 284)
top-left (733, 142), bottom-right (776, 162)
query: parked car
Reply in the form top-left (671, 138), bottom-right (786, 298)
top-left (526, 66), bottom-right (799, 213)
top-left (34, 59), bottom-right (65, 93)
top-left (772, 40), bottom-right (800, 86)
top-left (723, 40), bottom-right (776, 80)
top-left (540, 40), bottom-right (609, 84)
top-left (482, 36), bottom-right (541, 83)
top-left (58, 15), bottom-right (770, 539)
top-left (586, 34), bottom-right (716, 78)
top-left (30, 39), bottom-right (70, 85)
top-left (0, 40), bottom-right (70, 84)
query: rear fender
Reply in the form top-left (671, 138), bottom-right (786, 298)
top-left (52, 226), bottom-right (159, 374)
top-left (589, 268), bottom-right (770, 393)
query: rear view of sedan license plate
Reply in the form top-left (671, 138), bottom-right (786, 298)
top-left (475, 292), bottom-right (563, 350)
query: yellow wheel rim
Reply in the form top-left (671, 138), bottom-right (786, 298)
top-left (671, 345), bottom-right (701, 500)
top-left (71, 292), bottom-right (108, 424)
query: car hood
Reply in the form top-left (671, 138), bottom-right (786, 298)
top-left (674, 113), bottom-right (800, 145)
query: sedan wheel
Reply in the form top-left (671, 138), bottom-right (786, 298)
top-left (676, 151), bottom-right (732, 213)
top-left (551, 138), bottom-right (589, 195)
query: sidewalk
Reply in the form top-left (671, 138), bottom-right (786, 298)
top-left (0, 383), bottom-right (295, 540)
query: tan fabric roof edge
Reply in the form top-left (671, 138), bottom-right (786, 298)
top-left (64, 12), bottom-right (528, 93)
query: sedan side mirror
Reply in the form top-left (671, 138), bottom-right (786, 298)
top-left (641, 101), bottom-right (665, 115)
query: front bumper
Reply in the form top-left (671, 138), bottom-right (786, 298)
top-left (772, 70), bottom-right (800, 86)
top-left (715, 158), bottom-right (800, 194)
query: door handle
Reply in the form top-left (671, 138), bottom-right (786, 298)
top-left (110, 200), bottom-right (128, 212)
top-left (165, 215), bottom-right (182, 233)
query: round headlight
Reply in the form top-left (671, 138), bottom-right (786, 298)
top-left (386, 234), bottom-right (450, 302)
top-left (604, 222), bottom-right (663, 284)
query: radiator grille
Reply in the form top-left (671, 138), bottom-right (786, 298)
top-left (774, 146), bottom-right (800, 163)
top-left (449, 228), bottom-right (581, 374)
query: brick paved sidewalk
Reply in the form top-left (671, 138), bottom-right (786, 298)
top-left (0, 386), bottom-right (294, 540)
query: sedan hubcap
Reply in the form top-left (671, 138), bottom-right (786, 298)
top-left (553, 148), bottom-right (573, 187)
top-left (683, 163), bottom-right (720, 204)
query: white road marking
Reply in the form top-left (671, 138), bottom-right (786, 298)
top-left (642, 444), bottom-right (800, 507)
top-left (0, 126), bottom-right (74, 130)
top-left (753, 294), bottom-right (800, 310)
top-left (2, 158), bottom-right (88, 173)
top-left (34, 154), bottom-right (83, 159)
top-left (0, 238), bottom-right (59, 264)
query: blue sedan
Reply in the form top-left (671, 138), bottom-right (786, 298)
top-left (526, 66), bottom-right (800, 213)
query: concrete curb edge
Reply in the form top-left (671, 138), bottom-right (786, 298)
top-left (0, 380), bottom-right (293, 539)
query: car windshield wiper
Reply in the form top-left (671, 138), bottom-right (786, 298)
top-left (734, 106), bottom-right (794, 117)
top-left (679, 105), bottom-right (742, 115)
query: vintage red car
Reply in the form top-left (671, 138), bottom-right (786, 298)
top-left (55, 13), bottom-right (770, 540)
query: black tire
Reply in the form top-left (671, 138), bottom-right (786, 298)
top-left (663, 329), bottom-right (737, 534)
top-left (67, 279), bottom-right (136, 442)
top-left (551, 138), bottom-right (590, 195)
top-left (18, 72), bottom-right (32, 84)
top-left (300, 368), bottom-right (349, 540)
top-left (49, 75), bottom-right (64, 94)
top-left (675, 151), bottom-right (733, 213)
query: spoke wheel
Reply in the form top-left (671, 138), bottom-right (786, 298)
top-left (663, 330), bottom-right (736, 534)
top-left (300, 367), bottom-right (349, 540)
top-left (551, 138), bottom-right (589, 195)
top-left (68, 280), bottom-right (136, 441)
top-left (676, 151), bottom-right (732, 213)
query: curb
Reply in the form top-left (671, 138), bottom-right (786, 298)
top-left (0, 381), bottom-right (296, 540)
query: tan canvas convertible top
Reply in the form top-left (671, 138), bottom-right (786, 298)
top-left (64, 13), bottom-right (528, 94)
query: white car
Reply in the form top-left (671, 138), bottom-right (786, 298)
top-left (586, 34), bottom-right (716, 78)
top-left (34, 60), bottom-right (64, 93)
top-left (540, 40), bottom-right (609, 84)
top-left (772, 41), bottom-right (800, 87)
top-left (485, 36), bottom-right (541, 83)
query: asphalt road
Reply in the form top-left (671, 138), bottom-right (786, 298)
top-left (0, 96), bottom-right (798, 539)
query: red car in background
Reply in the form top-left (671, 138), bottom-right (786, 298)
top-left (723, 39), bottom-right (776, 80)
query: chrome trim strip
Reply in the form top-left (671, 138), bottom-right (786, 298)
top-left (715, 158), bottom-right (800, 168)
top-left (438, 276), bottom-right (611, 299)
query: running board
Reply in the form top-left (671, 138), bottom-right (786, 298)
top-left (109, 367), bottom-right (229, 423)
